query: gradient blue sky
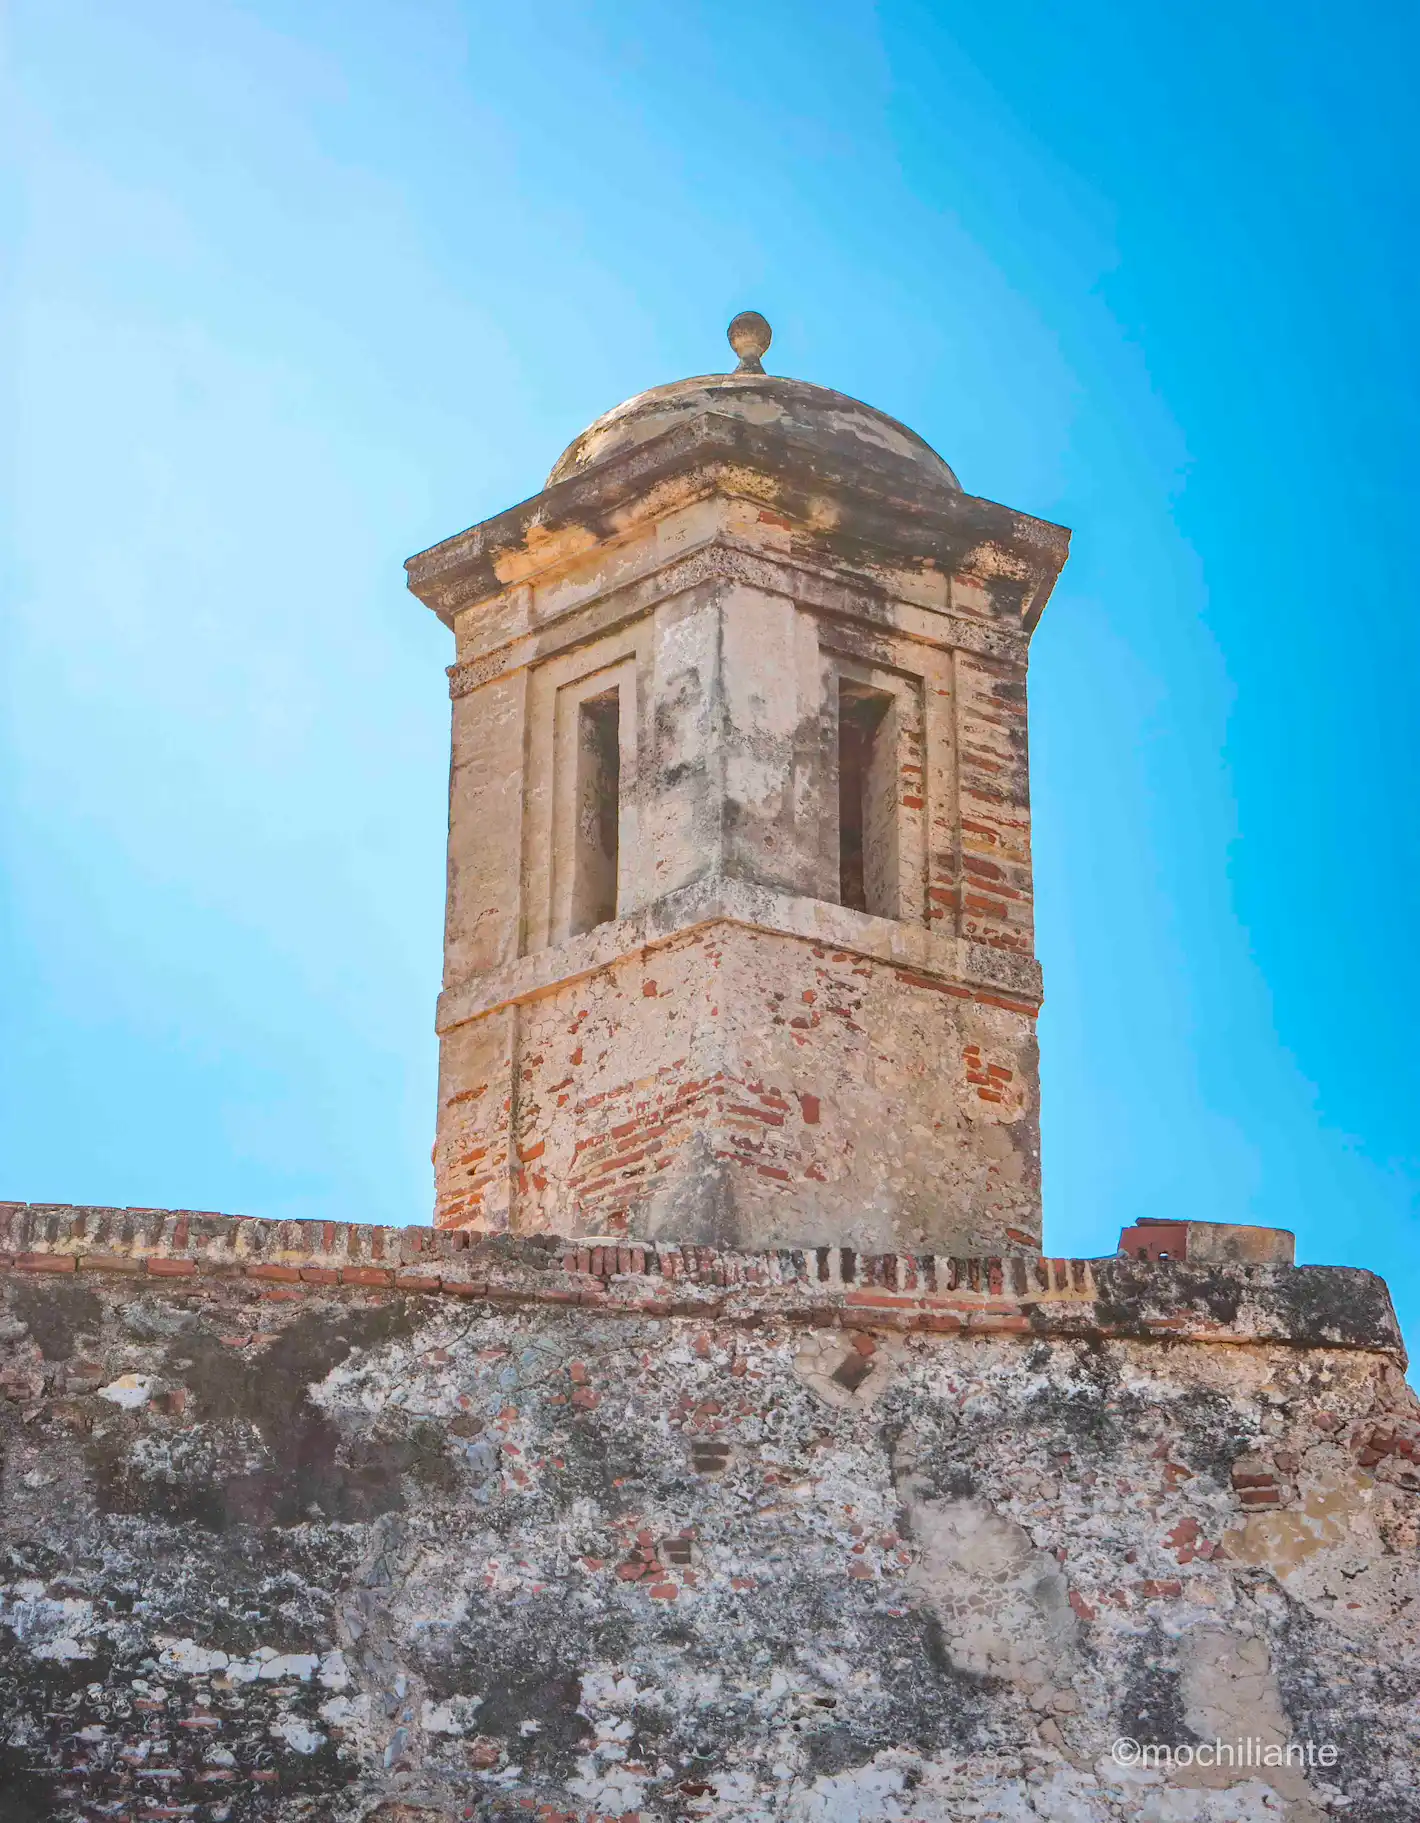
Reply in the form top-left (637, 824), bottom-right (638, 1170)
top-left (5, 3), bottom-right (1418, 1343)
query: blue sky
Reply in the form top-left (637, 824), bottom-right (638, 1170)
top-left (5, 3), bottom-right (1418, 1344)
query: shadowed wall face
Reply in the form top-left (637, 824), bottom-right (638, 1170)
top-left (407, 358), bottom-right (1069, 1250)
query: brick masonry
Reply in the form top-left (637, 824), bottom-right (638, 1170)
top-left (434, 924), bottom-right (1040, 1252)
top-left (0, 1204), bottom-right (1395, 1353)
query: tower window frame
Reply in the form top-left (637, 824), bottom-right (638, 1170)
top-left (545, 653), bottom-right (640, 949)
top-left (825, 657), bottom-right (928, 926)
top-left (838, 680), bottom-right (898, 916)
top-left (571, 686), bottom-right (622, 935)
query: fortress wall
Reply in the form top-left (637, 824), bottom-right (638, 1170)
top-left (1, 1206), bottom-right (1418, 1821)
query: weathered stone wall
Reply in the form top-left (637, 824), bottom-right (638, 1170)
top-left (2, 1205), bottom-right (1418, 1821)
top-left (434, 920), bottom-right (1040, 1254)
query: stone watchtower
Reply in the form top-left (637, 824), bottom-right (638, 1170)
top-left (6, 315), bottom-right (1416, 1823)
top-left (406, 315), bottom-right (1069, 1256)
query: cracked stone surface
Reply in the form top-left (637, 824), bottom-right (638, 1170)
top-left (3, 1264), bottom-right (1419, 1820)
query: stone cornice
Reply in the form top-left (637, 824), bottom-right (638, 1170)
top-left (434, 879), bottom-right (1044, 1034)
top-left (445, 535), bottom-right (1033, 696)
top-left (0, 1203), bottom-right (1402, 1361)
top-left (406, 412), bottom-right (1069, 633)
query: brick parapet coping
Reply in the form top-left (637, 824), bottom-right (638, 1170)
top-left (0, 1203), bottom-right (1403, 1360)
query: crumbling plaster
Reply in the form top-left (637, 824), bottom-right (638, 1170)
top-left (1, 1210), bottom-right (1417, 1821)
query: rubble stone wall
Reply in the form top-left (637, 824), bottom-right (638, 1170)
top-left (1, 1206), bottom-right (1417, 1822)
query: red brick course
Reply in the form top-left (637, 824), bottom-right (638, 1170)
top-left (0, 1203), bottom-right (1400, 1360)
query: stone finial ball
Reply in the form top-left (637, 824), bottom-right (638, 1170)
top-left (727, 310), bottom-right (772, 372)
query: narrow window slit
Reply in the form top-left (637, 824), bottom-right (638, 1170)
top-left (837, 681), bottom-right (898, 917)
top-left (571, 688), bottom-right (621, 934)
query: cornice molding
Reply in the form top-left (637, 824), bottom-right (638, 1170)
top-left (407, 412), bottom-right (1069, 633)
top-left (434, 879), bottom-right (1043, 1034)
top-left (445, 534), bottom-right (1032, 693)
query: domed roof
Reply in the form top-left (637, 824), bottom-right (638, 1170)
top-left (546, 313), bottom-right (960, 492)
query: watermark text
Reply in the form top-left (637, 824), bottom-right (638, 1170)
top-left (1111, 1736), bottom-right (1338, 1771)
